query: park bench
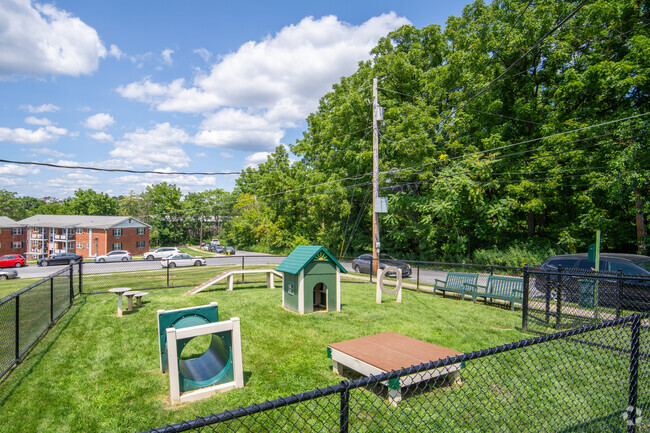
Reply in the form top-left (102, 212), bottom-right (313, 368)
top-left (433, 272), bottom-right (479, 300)
top-left (466, 275), bottom-right (524, 310)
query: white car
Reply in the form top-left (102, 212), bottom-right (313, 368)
top-left (143, 247), bottom-right (181, 261)
top-left (161, 253), bottom-right (206, 268)
top-left (94, 250), bottom-right (132, 262)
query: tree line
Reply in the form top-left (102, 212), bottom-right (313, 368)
top-left (2, 0), bottom-right (648, 264)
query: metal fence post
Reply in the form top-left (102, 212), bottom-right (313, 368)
top-left (416, 263), bottom-right (420, 292)
top-left (522, 265), bottom-right (529, 332)
top-left (78, 261), bottom-right (83, 295)
top-left (242, 256), bottom-right (245, 283)
top-left (340, 382), bottom-right (349, 433)
top-left (166, 264), bottom-right (170, 287)
top-left (50, 276), bottom-right (54, 323)
top-left (616, 269), bottom-right (623, 319)
top-left (556, 265), bottom-right (563, 330)
top-left (628, 315), bottom-right (641, 433)
top-left (15, 295), bottom-right (20, 361)
top-left (69, 264), bottom-right (74, 303)
top-left (370, 258), bottom-right (373, 283)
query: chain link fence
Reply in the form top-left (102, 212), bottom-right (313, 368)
top-left (79, 255), bottom-right (288, 293)
top-left (140, 313), bottom-right (650, 433)
top-left (0, 263), bottom-right (81, 380)
top-left (524, 266), bottom-right (650, 334)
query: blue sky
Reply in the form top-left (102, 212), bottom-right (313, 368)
top-left (0, 0), bottom-right (473, 199)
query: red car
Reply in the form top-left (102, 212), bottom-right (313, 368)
top-left (0, 254), bottom-right (26, 268)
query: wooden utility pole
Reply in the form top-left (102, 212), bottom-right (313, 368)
top-left (372, 77), bottom-right (380, 274)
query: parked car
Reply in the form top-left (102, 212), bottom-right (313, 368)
top-left (225, 246), bottom-right (236, 255)
top-left (210, 244), bottom-right (226, 253)
top-left (143, 247), bottom-right (181, 261)
top-left (161, 253), bottom-right (206, 268)
top-left (351, 254), bottom-right (412, 278)
top-left (0, 254), bottom-right (26, 268)
top-left (535, 253), bottom-right (650, 310)
top-left (0, 269), bottom-right (18, 280)
top-left (211, 239), bottom-right (221, 246)
top-left (37, 252), bottom-right (83, 267)
top-left (94, 250), bottom-right (132, 263)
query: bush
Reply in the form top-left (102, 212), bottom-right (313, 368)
top-left (472, 241), bottom-right (559, 267)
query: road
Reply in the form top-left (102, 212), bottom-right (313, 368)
top-left (10, 250), bottom-right (543, 297)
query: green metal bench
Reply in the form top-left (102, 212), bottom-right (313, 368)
top-left (467, 275), bottom-right (524, 310)
top-left (433, 272), bottom-right (479, 300)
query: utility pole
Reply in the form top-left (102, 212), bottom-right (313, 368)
top-left (372, 77), bottom-right (380, 274)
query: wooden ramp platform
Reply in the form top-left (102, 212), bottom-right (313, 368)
top-left (328, 332), bottom-right (463, 405)
top-left (187, 269), bottom-right (283, 294)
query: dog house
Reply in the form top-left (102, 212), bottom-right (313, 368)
top-left (277, 246), bottom-right (347, 314)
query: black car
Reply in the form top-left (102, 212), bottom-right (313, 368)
top-left (534, 253), bottom-right (650, 310)
top-left (225, 246), bottom-right (235, 255)
top-left (37, 252), bottom-right (84, 267)
top-left (351, 253), bottom-right (411, 278)
top-left (210, 244), bottom-right (226, 253)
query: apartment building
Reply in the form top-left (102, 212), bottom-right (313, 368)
top-left (18, 215), bottom-right (150, 259)
top-left (0, 216), bottom-right (27, 256)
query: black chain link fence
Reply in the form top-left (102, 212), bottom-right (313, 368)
top-left (524, 266), bottom-right (650, 334)
top-left (0, 263), bottom-right (81, 379)
top-left (140, 313), bottom-right (650, 433)
top-left (79, 255), bottom-right (288, 293)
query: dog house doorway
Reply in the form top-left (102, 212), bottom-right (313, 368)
top-left (313, 283), bottom-right (327, 312)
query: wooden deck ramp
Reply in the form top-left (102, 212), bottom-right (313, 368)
top-left (187, 269), bottom-right (283, 294)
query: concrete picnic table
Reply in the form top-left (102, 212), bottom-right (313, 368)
top-left (108, 287), bottom-right (132, 317)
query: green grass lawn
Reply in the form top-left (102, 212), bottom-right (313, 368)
top-left (0, 277), bottom-right (529, 433)
top-left (0, 270), bottom-right (640, 433)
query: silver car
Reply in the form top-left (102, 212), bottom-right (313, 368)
top-left (161, 253), bottom-right (206, 268)
top-left (94, 250), bottom-right (132, 263)
top-left (0, 269), bottom-right (18, 280)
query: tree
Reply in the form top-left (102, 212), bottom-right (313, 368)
top-left (67, 189), bottom-right (118, 216)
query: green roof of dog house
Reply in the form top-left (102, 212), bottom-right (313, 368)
top-left (276, 246), bottom-right (347, 275)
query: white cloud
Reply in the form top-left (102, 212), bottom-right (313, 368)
top-left (117, 13), bottom-right (409, 152)
top-left (244, 151), bottom-right (272, 169)
top-left (0, 163), bottom-right (39, 176)
top-left (0, 0), bottom-right (107, 79)
top-left (84, 113), bottom-right (115, 130)
top-left (89, 131), bottom-right (113, 142)
top-left (194, 108), bottom-right (284, 151)
top-left (28, 147), bottom-right (73, 158)
top-left (220, 152), bottom-right (234, 158)
top-left (0, 125), bottom-right (69, 144)
top-left (109, 122), bottom-right (191, 168)
top-left (193, 47), bottom-right (212, 63)
top-left (162, 48), bottom-right (174, 65)
top-left (25, 116), bottom-right (52, 126)
top-left (109, 44), bottom-right (124, 60)
top-left (21, 103), bottom-right (60, 113)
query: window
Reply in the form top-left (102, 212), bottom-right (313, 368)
top-left (11, 241), bottom-right (23, 249)
top-left (87, 243), bottom-right (91, 249)
top-left (113, 228), bottom-right (122, 236)
top-left (76, 228), bottom-right (83, 234)
top-left (136, 241), bottom-right (145, 249)
top-left (112, 243), bottom-right (122, 251)
top-left (11, 228), bottom-right (23, 235)
top-left (609, 261), bottom-right (642, 275)
top-left (137, 227), bottom-right (145, 235)
top-left (77, 243), bottom-right (83, 249)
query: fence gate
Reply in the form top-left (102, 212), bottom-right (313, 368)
top-left (524, 266), bottom-right (650, 333)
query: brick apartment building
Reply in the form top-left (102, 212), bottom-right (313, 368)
top-left (0, 216), bottom-right (27, 256)
top-left (17, 215), bottom-right (150, 259)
